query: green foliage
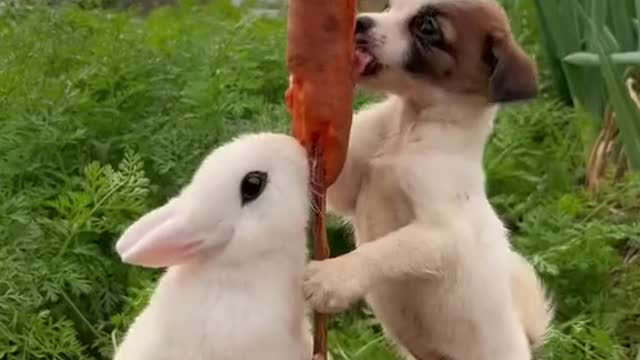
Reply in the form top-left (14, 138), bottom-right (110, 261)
top-left (515, 179), bottom-right (640, 360)
top-left (0, 152), bottom-right (152, 359)
top-left (328, 309), bottom-right (399, 360)
top-left (0, 1), bottom-right (639, 360)
top-left (529, 0), bottom-right (639, 110)
top-left (0, 0), bottom-right (290, 197)
top-left (486, 100), bottom-right (583, 218)
top-left (525, 0), bottom-right (640, 168)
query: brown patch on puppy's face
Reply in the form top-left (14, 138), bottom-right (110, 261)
top-left (353, 0), bottom-right (538, 104)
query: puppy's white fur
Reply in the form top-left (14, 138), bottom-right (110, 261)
top-left (303, 0), bottom-right (552, 359)
top-left (113, 133), bottom-right (312, 360)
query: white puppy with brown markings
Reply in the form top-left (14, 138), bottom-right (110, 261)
top-left (303, 0), bottom-right (553, 359)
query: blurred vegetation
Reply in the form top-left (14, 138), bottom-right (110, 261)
top-left (0, 0), bottom-right (638, 359)
top-left (528, 0), bottom-right (640, 192)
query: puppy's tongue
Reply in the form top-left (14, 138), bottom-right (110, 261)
top-left (353, 48), bottom-right (373, 79)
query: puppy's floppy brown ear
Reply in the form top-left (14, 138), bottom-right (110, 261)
top-left (487, 34), bottom-right (538, 103)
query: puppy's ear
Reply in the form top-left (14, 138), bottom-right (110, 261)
top-left (487, 34), bottom-right (538, 103)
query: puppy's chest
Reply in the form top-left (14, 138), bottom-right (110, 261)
top-left (354, 151), bottom-right (415, 244)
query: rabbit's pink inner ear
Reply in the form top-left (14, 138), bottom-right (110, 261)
top-left (119, 218), bottom-right (204, 268)
top-left (115, 199), bottom-right (178, 256)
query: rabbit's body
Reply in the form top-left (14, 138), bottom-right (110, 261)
top-left (113, 133), bottom-right (312, 360)
top-left (115, 254), bottom-right (309, 360)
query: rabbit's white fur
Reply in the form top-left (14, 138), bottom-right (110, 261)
top-left (113, 133), bottom-right (313, 360)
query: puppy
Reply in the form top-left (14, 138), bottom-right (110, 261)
top-left (302, 0), bottom-right (552, 359)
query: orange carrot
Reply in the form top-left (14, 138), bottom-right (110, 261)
top-left (285, 0), bottom-right (357, 186)
top-left (285, 1), bottom-right (357, 359)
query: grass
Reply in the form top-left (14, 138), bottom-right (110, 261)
top-left (0, 1), bottom-right (639, 359)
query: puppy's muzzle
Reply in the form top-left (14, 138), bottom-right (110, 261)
top-left (353, 15), bottom-right (383, 78)
top-left (355, 16), bottom-right (375, 35)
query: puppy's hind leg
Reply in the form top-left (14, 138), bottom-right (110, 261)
top-left (511, 251), bottom-right (553, 351)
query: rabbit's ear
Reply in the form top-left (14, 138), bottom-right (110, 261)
top-left (117, 217), bottom-right (204, 268)
top-left (115, 199), bottom-right (204, 268)
top-left (115, 199), bottom-right (178, 256)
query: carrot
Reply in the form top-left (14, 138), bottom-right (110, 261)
top-left (285, 0), bottom-right (357, 186)
top-left (284, 1), bottom-right (357, 359)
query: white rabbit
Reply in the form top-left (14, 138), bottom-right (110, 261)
top-left (113, 132), bottom-right (313, 360)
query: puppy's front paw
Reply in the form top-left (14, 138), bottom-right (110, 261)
top-left (303, 256), bottom-right (365, 314)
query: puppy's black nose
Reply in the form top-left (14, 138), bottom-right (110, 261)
top-left (355, 16), bottom-right (375, 34)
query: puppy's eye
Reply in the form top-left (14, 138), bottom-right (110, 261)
top-left (413, 11), bottom-right (443, 46)
top-left (240, 171), bottom-right (268, 205)
top-left (420, 16), bottom-right (439, 36)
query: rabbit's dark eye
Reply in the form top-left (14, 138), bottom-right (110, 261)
top-left (240, 171), bottom-right (268, 205)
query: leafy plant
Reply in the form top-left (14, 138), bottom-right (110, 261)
top-left (530, 0), bottom-right (640, 177)
top-left (0, 152), bottom-right (152, 359)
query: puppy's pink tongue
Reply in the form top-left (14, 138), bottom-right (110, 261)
top-left (353, 49), bottom-right (373, 79)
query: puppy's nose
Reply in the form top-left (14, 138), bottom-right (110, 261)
top-left (355, 16), bottom-right (375, 34)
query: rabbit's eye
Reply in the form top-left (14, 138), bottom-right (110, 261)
top-left (240, 171), bottom-right (268, 205)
